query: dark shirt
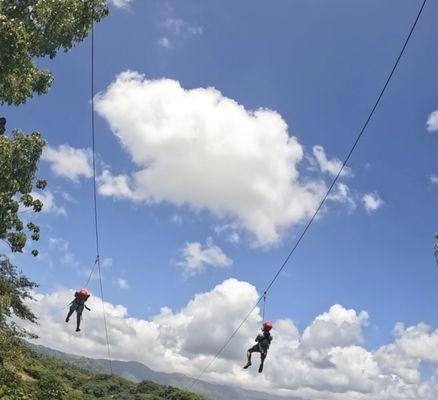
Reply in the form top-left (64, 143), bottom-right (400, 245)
top-left (255, 332), bottom-right (273, 349)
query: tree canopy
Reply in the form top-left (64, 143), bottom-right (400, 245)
top-left (0, 255), bottom-right (38, 338)
top-left (0, 0), bottom-right (108, 105)
top-left (0, 255), bottom-right (38, 391)
top-left (0, 129), bottom-right (46, 255)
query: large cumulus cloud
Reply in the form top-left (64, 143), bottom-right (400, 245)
top-left (21, 279), bottom-right (438, 400)
top-left (94, 72), bottom-right (326, 246)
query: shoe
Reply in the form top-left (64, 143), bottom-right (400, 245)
top-left (243, 362), bottom-right (252, 369)
top-left (65, 318), bottom-right (69, 323)
top-left (75, 328), bottom-right (81, 332)
top-left (258, 364), bottom-right (264, 373)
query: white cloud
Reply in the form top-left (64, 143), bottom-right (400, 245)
top-left (301, 304), bottom-right (369, 348)
top-left (61, 252), bottom-right (79, 267)
top-left (22, 280), bottom-right (438, 400)
top-left (426, 110), bottom-right (438, 132)
top-left (101, 257), bottom-right (113, 269)
top-left (24, 279), bottom-right (259, 372)
top-left (48, 237), bottom-right (69, 252)
top-left (97, 169), bottom-right (134, 199)
top-left (109, 0), bottom-right (132, 9)
top-left (117, 278), bottom-right (129, 289)
top-left (376, 323), bottom-right (438, 384)
top-left (47, 236), bottom-right (78, 267)
top-left (164, 18), bottom-right (203, 36)
top-left (431, 175), bottom-right (438, 185)
top-left (362, 192), bottom-right (384, 214)
top-left (94, 72), bottom-right (326, 246)
top-left (42, 144), bottom-right (93, 182)
top-left (171, 214), bottom-right (183, 224)
top-left (30, 191), bottom-right (66, 216)
top-left (61, 191), bottom-right (75, 202)
top-left (158, 36), bottom-right (172, 49)
top-left (312, 146), bottom-right (351, 177)
top-left (328, 183), bottom-right (356, 212)
top-left (214, 224), bottom-right (240, 244)
top-left (178, 238), bottom-right (232, 276)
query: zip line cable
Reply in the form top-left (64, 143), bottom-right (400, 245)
top-left (91, 18), bottom-right (113, 375)
top-left (188, 0), bottom-right (428, 390)
top-left (97, 255), bottom-right (113, 374)
top-left (262, 293), bottom-right (267, 322)
top-left (83, 257), bottom-right (98, 288)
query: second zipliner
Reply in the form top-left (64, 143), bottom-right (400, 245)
top-left (243, 321), bottom-right (273, 373)
top-left (243, 293), bottom-right (273, 373)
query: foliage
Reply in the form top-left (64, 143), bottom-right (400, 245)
top-left (0, 255), bottom-right (38, 398)
top-left (0, 255), bottom-right (38, 337)
top-left (0, 0), bottom-right (109, 105)
top-left (0, 130), bottom-right (47, 255)
top-left (0, 341), bottom-right (206, 400)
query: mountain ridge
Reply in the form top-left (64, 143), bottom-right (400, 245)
top-left (31, 344), bottom-right (304, 400)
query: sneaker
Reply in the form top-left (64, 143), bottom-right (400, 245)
top-left (243, 362), bottom-right (252, 369)
top-left (258, 364), bottom-right (264, 373)
top-left (75, 328), bottom-right (81, 332)
top-left (65, 318), bottom-right (69, 323)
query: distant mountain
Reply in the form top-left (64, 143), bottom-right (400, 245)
top-left (32, 344), bottom-right (304, 400)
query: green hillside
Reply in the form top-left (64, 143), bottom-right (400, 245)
top-left (0, 341), bottom-right (205, 400)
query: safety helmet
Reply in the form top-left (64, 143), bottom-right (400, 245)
top-left (262, 321), bottom-right (273, 331)
top-left (79, 289), bottom-right (89, 296)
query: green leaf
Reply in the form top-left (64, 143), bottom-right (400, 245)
top-left (0, 0), bottom-right (109, 105)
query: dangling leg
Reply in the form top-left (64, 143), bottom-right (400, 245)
top-left (75, 304), bottom-right (84, 332)
top-left (65, 309), bottom-right (73, 323)
top-left (66, 303), bottom-right (77, 323)
top-left (243, 348), bottom-right (253, 369)
top-left (76, 311), bottom-right (82, 332)
top-left (258, 352), bottom-right (267, 373)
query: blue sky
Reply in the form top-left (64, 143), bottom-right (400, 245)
top-left (3, 1), bottom-right (438, 398)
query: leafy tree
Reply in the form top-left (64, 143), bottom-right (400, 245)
top-left (0, 0), bottom-right (109, 105)
top-left (0, 255), bottom-right (38, 393)
top-left (0, 129), bottom-right (46, 255)
top-left (0, 255), bottom-right (38, 339)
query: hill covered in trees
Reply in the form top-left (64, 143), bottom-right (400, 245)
top-left (0, 254), bottom-right (204, 400)
top-left (0, 340), bottom-right (205, 400)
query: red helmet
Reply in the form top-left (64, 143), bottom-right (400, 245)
top-left (79, 289), bottom-right (89, 296)
top-left (262, 321), bottom-right (273, 331)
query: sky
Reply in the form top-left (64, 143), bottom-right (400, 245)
top-left (2, 0), bottom-right (438, 399)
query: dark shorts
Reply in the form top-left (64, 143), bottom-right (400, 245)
top-left (70, 301), bottom-right (84, 314)
top-left (248, 344), bottom-right (268, 355)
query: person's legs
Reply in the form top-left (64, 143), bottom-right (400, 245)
top-left (258, 351), bottom-right (267, 373)
top-left (243, 349), bottom-right (252, 369)
top-left (75, 304), bottom-right (84, 332)
top-left (244, 345), bottom-right (259, 369)
top-left (66, 303), bottom-right (77, 323)
top-left (76, 311), bottom-right (82, 331)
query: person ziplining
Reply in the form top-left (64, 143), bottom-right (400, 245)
top-left (57, 17), bottom-right (113, 372)
top-left (187, 0), bottom-right (428, 390)
top-left (243, 321), bottom-right (273, 373)
top-left (65, 289), bottom-right (91, 332)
